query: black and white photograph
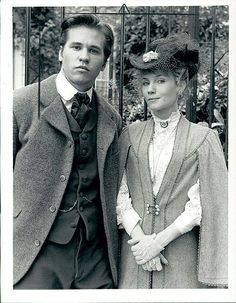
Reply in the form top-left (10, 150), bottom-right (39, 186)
top-left (1, 0), bottom-right (236, 302)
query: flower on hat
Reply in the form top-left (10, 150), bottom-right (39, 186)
top-left (143, 51), bottom-right (160, 63)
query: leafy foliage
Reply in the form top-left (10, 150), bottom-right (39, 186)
top-left (13, 6), bottom-right (228, 154)
top-left (13, 7), bottom-right (62, 83)
top-left (113, 6), bottom-right (228, 156)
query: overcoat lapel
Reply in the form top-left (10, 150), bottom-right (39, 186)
top-left (134, 120), bottom-right (154, 208)
top-left (95, 92), bottom-right (117, 184)
top-left (42, 96), bottom-right (73, 141)
top-left (36, 74), bottom-right (73, 141)
top-left (156, 115), bottom-right (190, 207)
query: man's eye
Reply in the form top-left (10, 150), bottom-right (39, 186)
top-left (142, 82), bottom-right (149, 86)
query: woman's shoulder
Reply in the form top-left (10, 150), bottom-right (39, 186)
top-left (189, 120), bottom-right (210, 135)
top-left (120, 121), bottom-right (148, 138)
top-left (119, 121), bottom-right (147, 146)
top-left (127, 120), bottom-right (149, 136)
top-left (184, 118), bottom-right (221, 155)
top-left (188, 120), bottom-right (219, 143)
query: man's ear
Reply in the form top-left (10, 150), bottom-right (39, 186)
top-left (58, 46), bottom-right (63, 62)
top-left (101, 61), bottom-right (107, 72)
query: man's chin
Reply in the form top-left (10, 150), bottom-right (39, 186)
top-left (70, 77), bottom-right (94, 91)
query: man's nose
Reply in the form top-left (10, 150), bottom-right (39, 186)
top-left (79, 48), bottom-right (89, 62)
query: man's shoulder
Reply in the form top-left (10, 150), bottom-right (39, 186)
top-left (95, 90), bottom-right (121, 122)
top-left (13, 74), bottom-right (58, 116)
top-left (13, 74), bottom-right (57, 104)
top-left (14, 82), bottom-right (37, 102)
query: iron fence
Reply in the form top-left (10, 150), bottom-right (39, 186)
top-left (13, 5), bottom-right (228, 162)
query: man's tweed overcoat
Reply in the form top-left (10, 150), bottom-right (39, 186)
top-left (13, 74), bottom-right (122, 286)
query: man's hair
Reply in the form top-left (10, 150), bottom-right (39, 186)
top-left (60, 14), bottom-right (114, 63)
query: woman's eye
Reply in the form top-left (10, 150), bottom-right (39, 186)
top-left (142, 81), bottom-right (149, 86)
top-left (90, 48), bottom-right (99, 54)
top-left (72, 46), bottom-right (80, 50)
top-left (156, 79), bottom-right (165, 84)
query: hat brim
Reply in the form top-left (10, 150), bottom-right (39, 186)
top-left (130, 55), bottom-right (160, 70)
top-left (130, 54), bottom-right (198, 80)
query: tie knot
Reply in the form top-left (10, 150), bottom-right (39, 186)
top-left (70, 92), bottom-right (91, 129)
top-left (74, 92), bottom-right (90, 106)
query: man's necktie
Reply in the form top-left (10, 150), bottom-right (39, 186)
top-left (70, 92), bottom-right (90, 129)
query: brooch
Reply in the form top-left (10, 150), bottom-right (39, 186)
top-left (146, 203), bottom-right (160, 215)
top-left (160, 121), bottom-right (168, 128)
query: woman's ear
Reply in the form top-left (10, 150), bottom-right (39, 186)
top-left (177, 80), bottom-right (187, 96)
top-left (175, 68), bottom-right (188, 93)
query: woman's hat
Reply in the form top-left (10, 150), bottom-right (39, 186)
top-left (130, 32), bottom-right (200, 79)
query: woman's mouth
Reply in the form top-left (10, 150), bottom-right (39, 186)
top-left (148, 97), bottom-right (160, 101)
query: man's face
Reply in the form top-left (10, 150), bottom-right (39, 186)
top-left (59, 26), bottom-right (106, 91)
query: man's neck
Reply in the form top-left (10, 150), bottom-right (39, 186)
top-left (56, 71), bottom-right (93, 101)
top-left (62, 71), bottom-right (92, 93)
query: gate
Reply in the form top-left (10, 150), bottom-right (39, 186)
top-left (13, 5), bottom-right (228, 161)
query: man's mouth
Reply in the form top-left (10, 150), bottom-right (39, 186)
top-left (76, 66), bottom-right (89, 72)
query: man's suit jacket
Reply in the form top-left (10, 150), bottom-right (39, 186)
top-left (13, 74), bottom-right (122, 286)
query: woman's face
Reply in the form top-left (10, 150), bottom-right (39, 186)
top-left (141, 70), bottom-right (180, 119)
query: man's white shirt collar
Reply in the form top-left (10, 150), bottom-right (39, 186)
top-left (56, 70), bottom-right (93, 112)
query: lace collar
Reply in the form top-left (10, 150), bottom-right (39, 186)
top-left (153, 110), bottom-right (181, 129)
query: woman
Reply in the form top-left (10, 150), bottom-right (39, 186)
top-left (117, 33), bottom-right (228, 289)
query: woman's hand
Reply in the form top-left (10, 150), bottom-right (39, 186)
top-left (128, 233), bottom-right (164, 263)
top-left (142, 253), bottom-right (168, 271)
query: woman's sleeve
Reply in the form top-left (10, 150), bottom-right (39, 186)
top-left (174, 179), bottom-right (202, 234)
top-left (197, 129), bottom-right (228, 287)
top-left (116, 171), bottom-right (142, 236)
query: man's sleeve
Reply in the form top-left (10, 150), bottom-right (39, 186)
top-left (13, 110), bottom-right (20, 167)
top-left (117, 114), bottom-right (122, 136)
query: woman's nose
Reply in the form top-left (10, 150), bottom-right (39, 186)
top-left (147, 83), bottom-right (156, 94)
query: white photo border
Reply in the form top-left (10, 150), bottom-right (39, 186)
top-left (1, 0), bottom-right (236, 302)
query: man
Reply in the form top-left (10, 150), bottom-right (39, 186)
top-left (13, 14), bottom-right (122, 289)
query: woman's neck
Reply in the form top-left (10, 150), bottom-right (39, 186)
top-left (151, 109), bottom-right (178, 120)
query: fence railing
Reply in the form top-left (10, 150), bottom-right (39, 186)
top-left (13, 5), bottom-right (228, 163)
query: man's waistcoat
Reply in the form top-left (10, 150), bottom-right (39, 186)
top-left (48, 95), bottom-right (104, 244)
